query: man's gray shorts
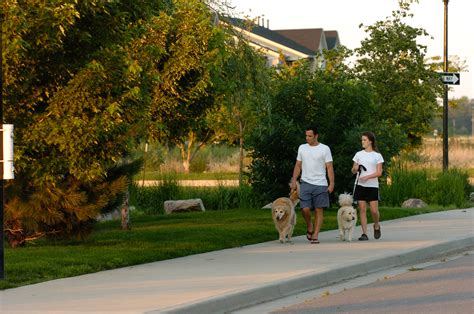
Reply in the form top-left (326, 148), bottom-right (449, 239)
top-left (299, 181), bottom-right (329, 209)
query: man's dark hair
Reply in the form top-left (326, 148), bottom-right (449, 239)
top-left (306, 126), bottom-right (319, 135)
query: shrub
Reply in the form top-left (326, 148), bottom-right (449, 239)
top-left (189, 153), bottom-right (208, 173)
top-left (246, 66), bottom-right (407, 203)
top-left (381, 166), bottom-right (470, 207)
top-left (381, 164), bottom-right (429, 206)
top-left (430, 169), bottom-right (470, 207)
top-left (130, 176), bottom-right (182, 215)
top-left (130, 181), bottom-right (260, 214)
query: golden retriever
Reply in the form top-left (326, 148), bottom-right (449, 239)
top-left (337, 193), bottom-right (357, 242)
top-left (271, 182), bottom-right (299, 243)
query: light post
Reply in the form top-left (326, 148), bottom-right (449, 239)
top-left (442, 0), bottom-right (449, 171)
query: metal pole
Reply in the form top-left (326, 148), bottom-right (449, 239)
top-left (442, 0), bottom-right (449, 171)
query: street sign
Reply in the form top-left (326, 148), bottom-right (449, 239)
top-left (440, 72), bottom-right (460, 85)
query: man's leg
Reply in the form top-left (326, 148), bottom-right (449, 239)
top-left (301, 207), bottom-right (313, 235)
top-left (312, 207), bottom-right (324, 240)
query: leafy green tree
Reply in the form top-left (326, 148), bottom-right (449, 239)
top-left (1, 0), bottom-right (227, 246)
top-left (248, 62), bottom-right (373, 201)
top-left (426, 55), bottom-right (470, 112)
top-left (426, 55), bottom-right (468, 73)
top-left (431, 96), bottom-right (474, 136)
top-left (142, 0), bottom-right (228, 174)
top-left (354, 1), bottom-right (443, 147)
top-left (209, 31), bottom-right (273, 185)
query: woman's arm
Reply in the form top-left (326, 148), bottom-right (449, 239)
top-left (351, 162), bottom-right (359, 174)
top-left (359, 163), bottom-right (383, 181)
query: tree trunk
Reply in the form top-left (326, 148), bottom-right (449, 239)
top-left (178, 130), bottom-right (209, 174)
top-left (121, 188), bottom-right (131, 230)
top-left (239, 119), bottom-right (244, 187)
top-left (178, 131), bottom-right (195, 174)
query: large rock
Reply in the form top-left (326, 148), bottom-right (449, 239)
top-left (262, 202), bottom-right (273, 209)
top-left (470, 192), bottom-right (474, 202)
top-left (402, 198), bottom-right (427, 208)
top-left (164, 199), bottom-right (205, 214)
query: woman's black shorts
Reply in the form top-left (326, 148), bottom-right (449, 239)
top-left (354, 185), bottom-right (380, 202)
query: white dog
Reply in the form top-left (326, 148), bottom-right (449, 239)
top-left (337, 193), bottom-right (357, 242)
top-left (271, 183), bottom-right (299, 243)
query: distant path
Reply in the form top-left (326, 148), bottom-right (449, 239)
top-left (137, 180), bottom-right (239, 187)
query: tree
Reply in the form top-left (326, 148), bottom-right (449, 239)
top-left (2, 0), bottom-right (225, 246)
top-left (426, 55), bottom-right (470, 110)
top-left (248, 62), bottom-right (365, 201)
top-left (2, 0), bottom-right (238, 246)
top-left (431, 96), bottom-right (474, 136)
top-left (209, 27), bottom-right (273, 185)
top-left (426, 55), bottom-right (469, 73)
top-left (354, 1), bottom-right (443, 147)
top-left (142, 0), bottom-right (229, 174)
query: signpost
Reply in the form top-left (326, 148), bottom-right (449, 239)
top-left (442, 0), bottom-right (449, 171)
top-left (440, 72), bottom-right (460, 85)
top-left (0, 125), bottom-right (13, 280)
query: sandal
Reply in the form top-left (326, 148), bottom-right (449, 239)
top-left (306, 228), bottom-right (314, 241)
top-left (374, 225), bottom-right (381, 239)
top-left (358, 234), bottom-right (369, 241)
top-left (310, 238), bottom-right (320, 244)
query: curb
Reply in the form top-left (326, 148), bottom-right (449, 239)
top-left (157, 235), bottom-right (474, 314)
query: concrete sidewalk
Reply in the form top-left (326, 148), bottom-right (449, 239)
top-left (1, 208), bottom-right (473, 314)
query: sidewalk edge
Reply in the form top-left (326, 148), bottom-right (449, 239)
top-left (156, 236), bottom-right (474, 314)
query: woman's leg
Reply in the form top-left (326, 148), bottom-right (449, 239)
top-left (358, 200), bottom-right (368, 235)
top-left (369, 200), bottom-right (380, 228)
top-left (369, 200), bottom-right (381, 239)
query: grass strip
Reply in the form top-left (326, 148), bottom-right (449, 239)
top-left (0, 205), bottom-right (462, 289)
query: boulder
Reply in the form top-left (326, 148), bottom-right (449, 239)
top-left (402, 198), bottom-right (427, 208)
top-left (470, 192), bottom-right (474, 202)
top-left (262, 202), bottom-right (273, 209)
top-left (164, 199), bottom-right (205, 214)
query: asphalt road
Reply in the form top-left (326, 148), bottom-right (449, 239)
top-left (236, 250), bottom-right (474, 314)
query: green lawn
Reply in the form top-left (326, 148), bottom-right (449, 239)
top-left (1, 205), bottom-right (464, 290)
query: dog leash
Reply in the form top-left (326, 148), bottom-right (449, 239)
top-left (352, 164), bottom-right (367, 199)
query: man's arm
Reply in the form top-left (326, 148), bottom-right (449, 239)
top-left (290, 160), bottom-right (302, 190)
top-left (326, 162), bottom-right (334, 193)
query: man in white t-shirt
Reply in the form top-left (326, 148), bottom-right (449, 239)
top-left (291, 126), bottom-right (334, 244)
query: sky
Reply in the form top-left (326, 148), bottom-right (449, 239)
top-left (229, 0), bottom-right (473, 99)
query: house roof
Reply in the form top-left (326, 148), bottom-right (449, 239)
top-left (226, 18), bottom-right (315, 56)
top-left (324, 30), bottom-right (340, 50)
top-left (274, 28), bottom-right (326, 53)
